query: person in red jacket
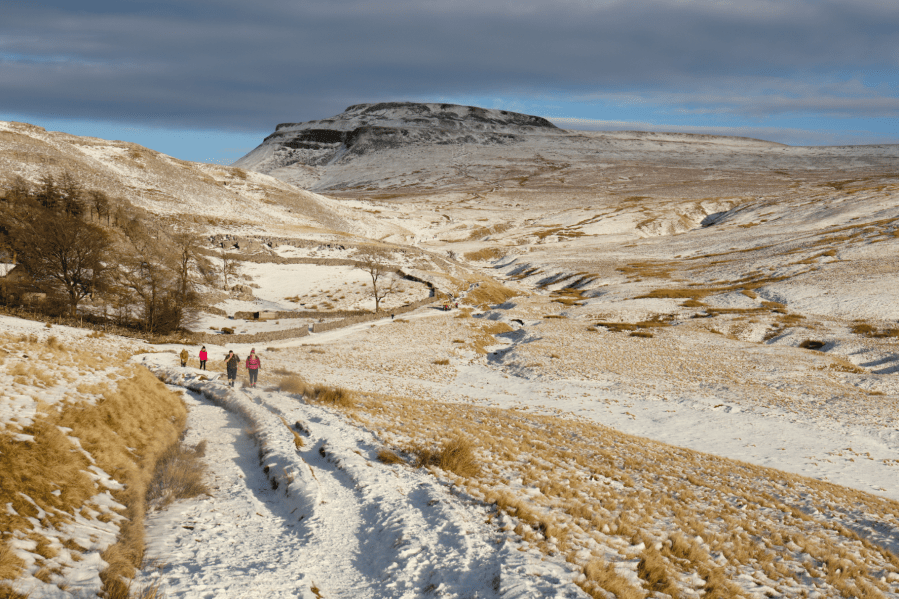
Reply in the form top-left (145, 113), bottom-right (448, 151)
top-left (246, 348), bottom-right (261, 387)
top-left (199, 346), bottom-right (208, 370)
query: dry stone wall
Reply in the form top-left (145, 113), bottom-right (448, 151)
top-left (190, 325), bottom-right (309, 346)
top-left (310, 297), bottom-right (437, 333)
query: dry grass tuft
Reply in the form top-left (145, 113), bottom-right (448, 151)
top-left (0, 543), bottom-right (24, 582)
top-left (0, 584), bottom-right (29, 599)
top-left (412, 437), bottom-right (479, 477)
top-left (307, 386), bottom-right (355, 408)
top-left (278, 416), bottom-right (305, 449)
top-left (376, 448), bottom-right (404, 465)
top-left (146, 440), bottom-right (210, 509)
top-left (799, 339), bottom-right (825, 350)
top-left (581, 559), bottom-right (644, 599)
top-left (432, 359), bottom-right (451, 365)
top-left (464, 280), bottom-right (518, 308)
top-left (851, 322), bottom-right (899, 338)
top-left (637, 545), bottom-right (679, 596)
top-left (829, 357), bottom-right (866, 373)
top-left (279, 375), bottom-right (313, 397)
top-left (463, 247), bottom-right (507, 262)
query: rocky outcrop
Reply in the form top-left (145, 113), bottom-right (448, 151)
top-left (234, 102), bottom-right (561, 179)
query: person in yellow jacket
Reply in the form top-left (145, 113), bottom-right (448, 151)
top-left (179, 348), bottom-right (189, 367)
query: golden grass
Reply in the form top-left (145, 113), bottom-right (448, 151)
top-left (146, 440), bottom-right (210, 509)
top-left (432, 359), bottom-right (451, 365)
top-left (376, 448), bottom-right (404, 465)
top-left (580, 559), bottom-right (644, 599)
top-left (463, 280), bottom-right (518, 308)
top-left (342, 391), bottom-right (899, 597)
top-left (0, 544), bottom-right (23, 583)
top-left (0, 584), bottom-right (29, 599)
top-left (410, 437), bottom-right (479, 477)
top-left (279, 374), bottom-right (313, 396)
top-left (278, 373), bottom-right (354, 407)
top-left (0, 331), bottom-right (187, 596)
top-left (463, 247), bottom-right (507, 262)
top-left (307, 385), bottom-right (355, 408)
top-left (852, 322), bottom-right (899, 338)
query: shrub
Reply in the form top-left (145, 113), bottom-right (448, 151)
top-left (413, 437), bottom-right (479, 477)
top-left (799, 339), bottom-right (825, 350)
top-left (432, 359), bottom-right (450, 365)
top-left (279, 375), bottom-right (312, 397)
top-left (376, 448), bottom-right (404, 465)
top-left (307, 386), bottom-right (354, 408)
top-left (146, 440), bottom-right (210, 509)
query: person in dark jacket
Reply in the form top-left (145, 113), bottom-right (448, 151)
top-left (225, 350), bottom-right (240, 387)
top-left (245, 348), bottom-right (261, 387)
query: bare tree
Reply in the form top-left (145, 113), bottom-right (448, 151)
top-left (113, 222), bottom-right (182, 333)
top-left (219, 246), bottom-right (238, 290)
top-left (3, 176), bottom-right (32, 205)
top-left (59, 170), bottom-right (84, 217)
top-left (87, 190), bottom-right (110, 224)
top-left (354, 246), bottom-right (398, 312)
top-left (10, 208), bottom-right (110, 316)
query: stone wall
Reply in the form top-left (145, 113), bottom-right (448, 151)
top-left (310, 297), bottom-right (437, 333)
top-left (190, 325), bottom-right (309, 346)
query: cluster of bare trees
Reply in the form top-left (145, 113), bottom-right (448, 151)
top-left (0, 172), bottom-right (213, 334)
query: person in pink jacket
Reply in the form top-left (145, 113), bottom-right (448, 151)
top-left (246, 348), bottom-right (261, 387)
top-left (199, 346), bottom-right (208, 370)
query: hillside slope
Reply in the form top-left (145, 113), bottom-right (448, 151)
top-left (0, 121), bottom-right (409, 240)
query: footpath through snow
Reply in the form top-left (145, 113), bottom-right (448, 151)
top-left (135, 357), bottom-right (587, 599)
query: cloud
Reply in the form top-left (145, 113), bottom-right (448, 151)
top-left (0, 0), bottom-right (897, 133)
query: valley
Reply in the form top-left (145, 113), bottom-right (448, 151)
top-left (1, 103), bottom-right (898, 598)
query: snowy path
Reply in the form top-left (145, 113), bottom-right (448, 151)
top-left (137, 361), bottom-right (587, 599)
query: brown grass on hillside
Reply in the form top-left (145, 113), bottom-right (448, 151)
top-left (852, 322), bottom-right (899, 338)
top-left (344, 391), bottom-right (899, 598)
top-left (0, 331), bottom-right (187, 596)
top-left (60, 367), bottom-right (187, 595)
top-left (463, 247), bottom-right (507, 262)
top-left (0, 544), bottom-right (23, 583)
top-left (464, 280), bottom-right (518, 308)
top-left (409, 437), bottom-right (479, 478)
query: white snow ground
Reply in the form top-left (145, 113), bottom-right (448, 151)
top-left (135, 356), bottom-right (588, 598)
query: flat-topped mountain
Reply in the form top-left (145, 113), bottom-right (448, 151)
top-left (234, 102), bottom-right (562, 184)
top-left (235, 102), bottom-right (899, 193)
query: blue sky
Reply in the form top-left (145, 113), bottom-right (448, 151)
top-left (2, 0), bottom-right (898, 164)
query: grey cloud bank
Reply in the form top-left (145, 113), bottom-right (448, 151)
top-left (1, 0), bottom-right (897, 143)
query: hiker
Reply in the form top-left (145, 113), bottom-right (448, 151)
top-left (199, 346), bottom-right (208, 370)
top-left (179, 348), bottom-right (189, 368)
top-left (224, 350), bottom-right (240, 387)
top-left (246, 349), bottom-right (261, 387)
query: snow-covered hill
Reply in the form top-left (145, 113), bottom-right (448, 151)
top-left (0, 121), bottom-right (410, 241)
top-left (235, 102), bottom-right (899, 192)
